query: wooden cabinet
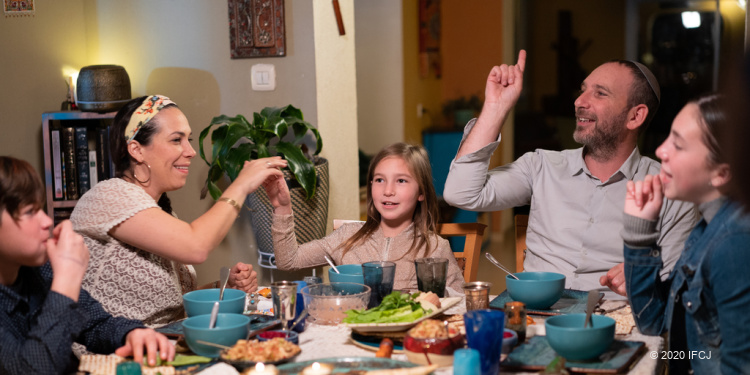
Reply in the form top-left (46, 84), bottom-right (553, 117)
top-left (42, 111), bottom-right (116, 225)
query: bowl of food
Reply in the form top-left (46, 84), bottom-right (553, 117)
top-left (182, 288), bottom-right (246, 317)
top-left (328, 264), bottom-right (364, 284)
top-left (545, 313), bottom-right (616, 360)
top-left (301, 282), bottom-right (370, 325)
top-left (505, 272), bottom-right (565, 309)
top-left (220, 337), bottom-right (302, 370)
top-left (257, 329), bottom-right (299, 345)
top-left (181, 313), bottom-right (250, 357)
top-left (403, 319), bottom-right (464, 367)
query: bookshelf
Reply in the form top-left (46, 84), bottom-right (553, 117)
top-left (42, 111), bottom-right (116, 226)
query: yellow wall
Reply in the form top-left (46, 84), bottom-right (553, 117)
top-left (403, 1), bottom-right (507, 147)
top-left (0, 0), bottom-right (359, 286)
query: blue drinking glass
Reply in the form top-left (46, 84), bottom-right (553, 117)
top-left (464, 309), bottom-right (505, 375)
top-left (362, 261), bottom-right (396, 308)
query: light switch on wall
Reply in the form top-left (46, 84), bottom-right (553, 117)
top-left (251, 64), bottom-right (276, 91)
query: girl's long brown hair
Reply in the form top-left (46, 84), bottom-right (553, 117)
top-left (340, 143), bottom-right (440, 258)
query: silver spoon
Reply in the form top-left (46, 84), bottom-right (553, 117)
top-left (208, 301), bottom-right (220, 329)
top-left (484, 252), bottom-right (520, 280)
top-left (324, 254), bottom-right (340, 274)
top-left (584, 290), bottom-right (599, 328)
top-left (219, 266), bottom-right (230, 300)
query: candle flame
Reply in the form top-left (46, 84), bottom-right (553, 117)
top-left (256, 362), bottom-right (265, 371)
top-left (312, 362), bottom-right (321, 370)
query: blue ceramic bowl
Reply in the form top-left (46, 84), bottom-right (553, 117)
top-left (328, 264), bottom-right (364, 284)
top-left (505, 272), bottom-right (565, 310)
top-left (182, 313), bottom-right (250, 357)
top-left (545, 313), bottom-right (616, 361)
top-left (183, 288), bottom-right (246, 317)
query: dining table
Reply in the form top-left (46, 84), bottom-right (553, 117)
top-left (193, 292), bottom-right (665, 375)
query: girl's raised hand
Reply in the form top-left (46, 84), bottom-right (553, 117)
top-left (624, 174), bottom-right (664, 222)
top-left (234, 157), bottom-right (287, 196)
top-left (263, 173), bottom-right (292, 214)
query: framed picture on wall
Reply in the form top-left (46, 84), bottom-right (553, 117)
top-left (228, 0), bottom-right (286, 58)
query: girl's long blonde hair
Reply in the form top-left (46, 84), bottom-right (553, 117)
top-left (340, 143), bottom-right (440, 258)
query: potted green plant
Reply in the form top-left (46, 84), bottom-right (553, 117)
top-left (199, 104), bottom-right (322, 200)
top-left (441, 95), bottom-right (482, 128)
top-left (198, 104), bottom-right (329, 269)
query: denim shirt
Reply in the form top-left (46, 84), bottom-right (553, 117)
top-left (624, 199), bottom-right (750, 374)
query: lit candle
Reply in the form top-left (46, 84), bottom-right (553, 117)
top-left (301, 362), bottom-right (333, 375)
top-left (246, 362), bottom-right (279, 375)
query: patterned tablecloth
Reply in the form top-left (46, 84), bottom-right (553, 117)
top-left (198, 296), bottom-right (664, 375)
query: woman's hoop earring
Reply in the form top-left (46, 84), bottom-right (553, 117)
top-left (132, 162), bottom-right (152, 184)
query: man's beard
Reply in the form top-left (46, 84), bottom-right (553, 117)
top-left (573, 109), bottom-right (628, 161)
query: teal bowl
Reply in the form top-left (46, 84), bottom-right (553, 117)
top-left (545, 313), bottom-right (616, 360)
top-left (505, 272), bottom-right (565, 309)
top-left (182, 313), bottom-right (250, 357)
top-left (328, 264), bottom-right (364, 284)
top-left (182, 288), bottom-right (246, 317)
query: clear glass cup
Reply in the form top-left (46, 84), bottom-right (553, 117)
top-left (414, 257), bottom-right (448, 297)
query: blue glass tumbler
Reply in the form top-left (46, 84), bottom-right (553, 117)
top-left (464, 309), bottom-right (505, 375)
top-left (453, 348), bottom-right (481, 375)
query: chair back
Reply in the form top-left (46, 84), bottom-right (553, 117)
top-left (515, 214), bottom-right (528, 273)
top-left (437, 222), bottom-right (487, 283)
top-left (331, 219), bottom-right (486, 282)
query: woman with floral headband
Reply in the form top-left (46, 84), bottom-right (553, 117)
top-left (70, 95), bottom-right (287, 326)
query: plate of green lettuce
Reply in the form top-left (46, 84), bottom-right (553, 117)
top-left (342, 291), bottom-right (461, 332)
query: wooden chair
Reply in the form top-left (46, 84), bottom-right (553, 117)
top-left (331, 220), bottom-right (487, 282)
top-left (515, 214), bottom-right (528, 273)
top-left (437, 222), bottom-right (487, 283)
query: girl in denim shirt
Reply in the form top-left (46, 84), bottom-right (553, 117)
top-left (621, 93), bottom-right (750, 374)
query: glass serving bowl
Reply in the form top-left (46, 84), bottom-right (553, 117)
top-left (301, 282), bottom-right (370, 325)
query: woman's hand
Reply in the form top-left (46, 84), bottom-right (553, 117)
top-left (263, 173), bottom-right (292, 214)
top-left (227, 262), bottom-right (258, 293)
top-left (47, 220), bottom-right (89, 301)
top-left (115, 328), bottom-right (175, 367)
top-left (624, 174), bottom-right (664, 222)
top-left (233, 157), bottom-right (287, 196)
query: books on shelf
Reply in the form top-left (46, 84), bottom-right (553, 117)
top-left (88, 150), bottom-right (98, 188)
top-left (74, 127), bottom-right (91, 196)
top-left (97, 127), bottom-right (112, 180)
top-left (51, 130), bottom-right (64, 200)
top-left (61, 127), bottom-right (79, 200)
top-left (49, 121), bottom-right (114, 201)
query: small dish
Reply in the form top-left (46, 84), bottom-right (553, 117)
top-left (501, 328), bottom-right (518, 354)
top-left (220, 350), bottom-right (301, 371)
top-left (258, 330), bottom-right (299, 345)
top-left (403, 320), bottom-right (464, 367)
top-left (219, 338), bottom-right (302, 371)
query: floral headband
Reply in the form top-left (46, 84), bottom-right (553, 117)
top-left (125, 95), bottom-right (176, 142)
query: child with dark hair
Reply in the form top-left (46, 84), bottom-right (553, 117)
top-left (0, 156), bottom-right (173, 374)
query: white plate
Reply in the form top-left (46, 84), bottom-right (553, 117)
top-left (344, 297), bottom-right (462, 332)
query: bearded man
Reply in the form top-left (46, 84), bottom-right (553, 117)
top-left (443, 51), bottom-right (697, 298)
